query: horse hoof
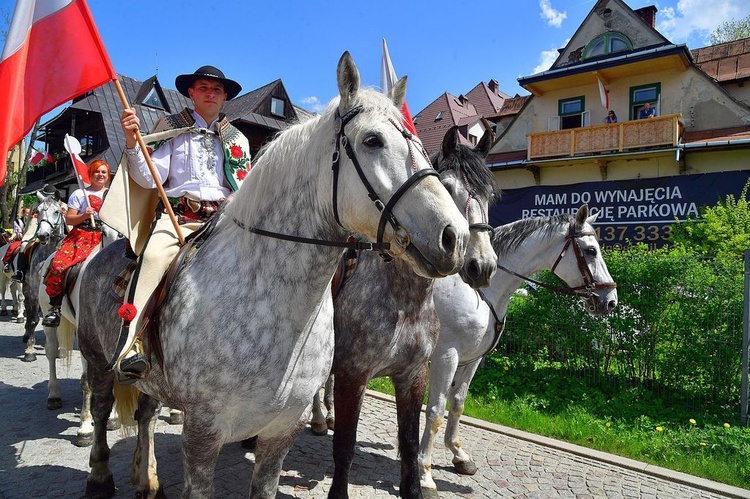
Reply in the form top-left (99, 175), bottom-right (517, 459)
top-left (106, 418), bottom-right (121, 431)
top-left (86, 473), bottom-right (115, 498)
top-left (47, 397), bottom-right (62, 410)
top-left (168, 411), bottom-right (184, 425)
top-left (453, 459), bottom-right (478, 475)
top-left (75, 433), bottom-right (94, 447)
top-left (327, 416), bottom-right (335, 430)
top-left (422, 487), bottom-right (440, 499)
top-left (22, 353), bottom-right (36, 362)
top-left (135, 486), bottom-right (164, 499)
top-left (310, 423), bottom-right (329, 436)
top-left (15, 317), bottom-right (25, 324)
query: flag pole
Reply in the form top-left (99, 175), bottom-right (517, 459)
top-left (112, 78), bottom-right (185, 245)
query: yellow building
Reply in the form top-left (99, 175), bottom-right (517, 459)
top-left (487, 0), bottom-right (750, 249)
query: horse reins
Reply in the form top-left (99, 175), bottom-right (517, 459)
top-left (457, 288), bottom-right (506, 367)
top-left (461, 172), bottom-right (493, 234)
top-left (35, 198), bottom-right (67, 244)
top-left (496, 220), bottom-right (617, 298)
top-left (234, 106), bottom-right (440, 259)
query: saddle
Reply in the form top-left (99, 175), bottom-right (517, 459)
top-left (331, 246), bottom-right (359, 301)
top-left (139, 212), bottom-right (222, 369)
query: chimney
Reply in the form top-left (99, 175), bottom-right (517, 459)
top-left (488, 79), bottom-right (499, 93)
top-left (634, 5), bottom-right (657, 28)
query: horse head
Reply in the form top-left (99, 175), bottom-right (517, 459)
top-left (333, 52), bottom-right (469, 278)
top-left (552, 204), bottom-right (618, 316)
top-left (35, 190), bottom-right (66, 245)
top-left (433, 126), bottom-right (500, 288)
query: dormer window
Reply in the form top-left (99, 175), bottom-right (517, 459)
top-left (271, 97), bottom-right (285, 117)
top-left (142, 87), bottom-right (165, 110)
top-left (583, 32), bottom-right (632, 59)
top-left (435, 111), bottom-right (444, 121)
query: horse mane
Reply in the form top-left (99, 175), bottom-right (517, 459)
top-left (431, 146), bottom-right (501, 204)
top-left (226, 87), bottom-right (407, 226)
top-left (491, 213), bottom-right (570, 255)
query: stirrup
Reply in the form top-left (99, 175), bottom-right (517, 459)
top-left (116, 353), bottom-right (150, 385)
top-left (3, 264), bottom-right (10, 273)
top-left (42, 308), bottom-right (61, 327)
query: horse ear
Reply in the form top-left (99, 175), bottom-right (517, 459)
top-left (337, 51), bottom-right (360, 109)
top-left (37, 191), bottom-right (45, 202)
top-left (575, 203), bottom-right (589, 228)
top-left (390, 75), bottom-right (407, 109)
top-left (441, 126), bottom-right (460, 159)
top-left (475, 127), bottom-right (494, 159)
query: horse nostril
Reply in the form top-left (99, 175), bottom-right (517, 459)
top-left (467, 260), bottom-right (479, 280)
top-left (441, 225), bottom-right (458, 254)
top-left (608, 300), bottom-right (617, 311)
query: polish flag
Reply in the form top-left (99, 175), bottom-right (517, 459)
top-left (597, 77), bottom-right (609, 110)
top-left (64, 134), bottom-right (89, 184)
top-left (380, 38), bottom-right (418, 136)
top-left (0, 0), bottom-right (116, 184)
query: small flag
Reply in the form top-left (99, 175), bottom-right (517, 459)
top-left (0, 0), bottom-right (116, 184)
top-left (380, 38), bottom-right (418, 136)
top-left (30, 151), bottom-right (43, 165)
top-left (597, 77), bottom-right (609, 110)
top-left (63, 134), bottom-right (89, 184)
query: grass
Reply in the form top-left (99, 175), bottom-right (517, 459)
top-left (366, 357), bottom-right (750, 490)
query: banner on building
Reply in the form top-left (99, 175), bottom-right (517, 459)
top-left (489, 171), bottom-right (750, 249)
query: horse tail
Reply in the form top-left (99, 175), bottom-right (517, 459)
top-left (112, 382), bottom-right (140, 429)
top-left (58, 318), bottom-right (76, 367)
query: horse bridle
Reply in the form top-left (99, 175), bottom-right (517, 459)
top-left (35, 198), bottom-right (66, 245)
top-left (496, 220), bottom-right (617, 299)
top-left (459, 172), bottom-right (493, 234)
top-left (331, 106), bottom-right (439, 261)
top-left (235, 106), bottom-right (440, 260)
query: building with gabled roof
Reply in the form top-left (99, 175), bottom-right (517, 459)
top-left (486, 0), bottom-right (750, 249)
top-left (412, 79), bottom-right (518, 156)
top-left (24, 74), bottom-right (300, 197)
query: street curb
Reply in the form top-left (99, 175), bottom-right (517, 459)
top-left (365, 389), bottom-right (750, 499)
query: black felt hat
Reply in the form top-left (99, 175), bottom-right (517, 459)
top-left (40, 184), bottom-right (58, 198)
top-left (175, 65), bottom-right (242, 100)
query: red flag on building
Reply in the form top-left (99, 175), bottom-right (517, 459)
top-left (380, 38), bottom-right (418, 136)
top-left (0, 0), bottom-right (116, 184)
top-left (597, 77), bottom-right (610, 110)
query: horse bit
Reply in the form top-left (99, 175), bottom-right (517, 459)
top-left (235, 106), bottom-right (440, 261)
top-left (35, 198), bottom-right (66, 244)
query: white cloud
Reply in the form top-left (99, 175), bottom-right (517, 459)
top-left (540, 0), bottom-right (567, 28)
top-left (300, 96), bottom-right (326, 113)
top-left (656, 0), bottom-right (747, 45)
top-left (533, 48), bottom-right (561, 74)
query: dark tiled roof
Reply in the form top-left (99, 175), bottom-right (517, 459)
top-left (465, 81), bottom-right (508, 118)
top-left (691, 37), bottom-right (750, 82)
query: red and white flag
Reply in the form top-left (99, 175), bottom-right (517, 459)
top-left (0, 0), bottom-right (116, 184)
top-left (380, 38), bottom-right (418, 136)
top-left (597, 77), bottom-right (610, 110)
top-left (63, 134), bottom-right (89, 184)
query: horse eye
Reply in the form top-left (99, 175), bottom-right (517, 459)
top-left (363, 135), bottom-right (384, 148)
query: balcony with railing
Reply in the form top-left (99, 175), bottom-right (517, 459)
top-left (527, 114), bottom-right (683, 160)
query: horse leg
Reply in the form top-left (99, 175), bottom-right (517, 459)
top-left (130, 393), bottom-right (164, 498)
top-left (445, 361), bottom-right (481, 476)
top-left (393, 366), bottom-right (429, 499)
top-left (107, 403), bottom-right (121, 431)
top-left (251, 423), bottom-right (304, 498)
top-left (45, 325), bottom-right (62, 409)
top-left (14, 283), bottom-right (25, 323)
top-left (419, 356), bottom-right (458, 493)
top-left (329, 371), bottom-right (367, 499)
top-left (22, 320), bottom-right (37, 362)
top-left (324, 373), bottom-right (335, 430)
top-left (310, 385), bottom-right (329, 436)
top-left (86, 370), bottom-right (117, 498)
top-left (181, 414), bottom-right (223, 498)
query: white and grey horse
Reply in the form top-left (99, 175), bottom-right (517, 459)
top-left (418, 205), bottom-right (618, 494)
top-left (37, 223), bottom-right (121, 445)
top-left (76, 51), bottom-right (470, 498)
top-left (325, 126), bottom-right (500, 499)
top-left (22, 191), bottom-right (67, 362)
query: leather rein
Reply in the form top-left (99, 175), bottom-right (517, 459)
top-left (233, 106), bottom-right (438, 261)
top-left (496, 220), bottom-right (617, 298)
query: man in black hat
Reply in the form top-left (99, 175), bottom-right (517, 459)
top-left (103, 65), bottom-right (252, 383)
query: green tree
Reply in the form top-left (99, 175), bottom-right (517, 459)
top-left (670, 180), bottom-right (750, 260)
top-left (710, 14), bottom-right (750, 44)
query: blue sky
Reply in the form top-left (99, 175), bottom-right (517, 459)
top-left (2, 0), bottom-right (749, 117)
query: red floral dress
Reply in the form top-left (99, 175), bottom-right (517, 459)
top-left (45, 195), bottom-right (104, 299)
